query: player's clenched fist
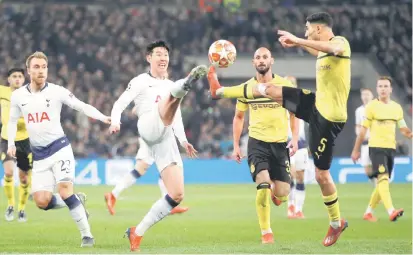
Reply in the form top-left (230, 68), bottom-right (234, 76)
top-left (7, 145), bottom-right (16, 158)
top-left (109, 124), bottom-right (120, 134)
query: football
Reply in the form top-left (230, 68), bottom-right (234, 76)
top-left (208, 40), bottom-right (237, 68)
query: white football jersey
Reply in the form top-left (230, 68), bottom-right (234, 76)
top-left (111, 73), bottom-right (187, 143)
top-left (288, 118), bottom-right (306, 141)
top-left (8, 83), bottom-right (106, 148)
top-left (355, 105), bottom-right (369, 139)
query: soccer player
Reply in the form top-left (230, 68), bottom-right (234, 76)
top-left (109, 40), bottom-right (206, 252)
top-left (355, 88), bottom-right (374, 181)
top-left (208, 12), bottom-right (350, 246)
top-left (1, 68), bottom-right (32, 222)
top-left (285, 76), bottom-right (309, 220)
top-left (7, 51), bottom-right (111, 247)
top-left (231, 47), bottom-right (299, 244)
top-left (351, 76), bottom-right (412, 222)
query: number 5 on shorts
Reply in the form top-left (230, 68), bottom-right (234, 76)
top-left (315, 138), bottom-right (327, 159)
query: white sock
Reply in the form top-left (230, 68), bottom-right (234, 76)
top-left (135, 195), bottom-right (177, 236)
top-left (170, 78), bottom-right (189, 98)
top-left (65, 195), bottom-right (92, 238)
top-left (158, 178), bottom-right (168, 197)
top-left (330, 220), bottom-right (341, 229)
top-left (387, 207), bottom-right (395, 215)
top-left (295, 189), bottom-right (306, 212)
top-left (53, 193), bottom-right (67, 209)
top-left (365, 206), bottom-right (373, 214)
top-left (112, 170), bottom-right (139, 199)
top-left (261, 228), bottom-right (272, 235)
top-left (288, 188), bottom-right (295, 208)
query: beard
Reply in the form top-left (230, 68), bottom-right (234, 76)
top-left (256, 65), bottom-right (270, 75)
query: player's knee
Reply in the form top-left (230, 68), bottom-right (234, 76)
top-left (168, 191), bottom-right (184, 203)
top-left (273, 181), bottom-right (290, 198)
top-left (315, 170), bottom-right (332, 185)
top-left (57, 182), bottom-right (74, 199)
top-left (19, 171), bottom-right (29, 184)
top-left (296, 171), bottom-right (305, 183)
top-left (33, 193), bottom-right (52, 210)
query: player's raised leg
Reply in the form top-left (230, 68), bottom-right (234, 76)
top-left (158, 64), bottom-right (207, 126)
top-left (158, 177), bottom-right (188, 215)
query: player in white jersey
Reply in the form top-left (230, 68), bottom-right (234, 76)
top-left (285, 76), bottom-right (309, 219)
top-left (355, 88), bottom-right (374, 179)
top-left (109, 40), bottom-right (207, 252)
top-left (7, 52), bottom-right (111, 247)
top-left (104, 104), bottom-right (195, 215)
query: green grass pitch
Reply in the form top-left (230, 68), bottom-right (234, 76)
top-left (0, 183), bottom-right (411, 254)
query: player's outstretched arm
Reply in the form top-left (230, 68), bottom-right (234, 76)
top-left (172, 106), bottom-right (197, 158)
top-left (288, 112), bottom-right (299, 156)
top-left (278, 30), bottom-right (345, 55)
top-left (351, 126), bottom-right (368, 163)
top-left (7, 93), bottom-right (21, 157)
top-left (60, 87), bottom-right (110, 124)
top-left (110, 78), bottom-right (142, 133)
top-left (232, 107), bottom-right (246, 163)
top-left (398, 119), bottom-right (413, 139)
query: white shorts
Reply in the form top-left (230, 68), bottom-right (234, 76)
top-left (136, 137), bottom-right (154, 165)
top-left (360, 144), bottom-right (371, 167)
top-left (137, 108), bottom-right (182, 172)
top-left (290, 148), bottom-right (308, 171)
top-left (31, 145), bottom-right (75, 193)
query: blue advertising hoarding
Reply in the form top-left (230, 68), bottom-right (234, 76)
top-left (0, 157), bottom-right (411, 185)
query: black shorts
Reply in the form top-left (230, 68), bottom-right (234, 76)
top-left (0, 138), bottom-right (32, 172)
top-left (369, 147), bottom-right (395, 178)
top-left (282, 87), bottom-right (345, 170)
top-left (247, 137), bottom-right (291, 183)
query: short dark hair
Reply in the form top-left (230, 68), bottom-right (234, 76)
top-left (378, 76), bottom-right (392, 85)
top-left (306, 12), bottom-right (334, 28)
top-left (7, 68), bottom-right (24, 77)
top-left (146, 40), bottom-right (170, 55)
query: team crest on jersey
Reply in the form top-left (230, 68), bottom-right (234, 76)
top-left (126, 83), bottom-right (132, 90)
top-left (378, 164), bottom-right (385, 173)
top-left (302, 89), bottom-right (311, 95)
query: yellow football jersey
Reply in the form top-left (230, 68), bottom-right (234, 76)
top-left (362, 99), bottom-right (405, 149)
top-left (236, 74), bottom-right (294, 143)
top-left (0, 85), bottom-right (28, 141)
top-left (315, 36), bottom-right (351, 122)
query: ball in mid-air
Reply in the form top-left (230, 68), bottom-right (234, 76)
top-left (208, 40), bottom-right (237, 68)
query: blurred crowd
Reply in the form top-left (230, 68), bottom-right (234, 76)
top-left (0, 1), bottom-right (410, 158)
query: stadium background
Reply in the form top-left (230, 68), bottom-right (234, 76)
top-left (0, 0), bottom-right (411, 184)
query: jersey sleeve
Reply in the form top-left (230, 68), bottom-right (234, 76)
top-left (172, 105), bottom-right (187, 144)
top-left (59, 86), bottom-right (107, 121)
top-left (7, 92), bottom-right (21, 147)
top-left (397, 105), bottom-right (407, 128)
top-left (111, 76), bottom-right (144, 125)
top-left (236, 99), bottom-right (248, 112)
top-left (331, 36), bottom-right (351, 57)
top-left (362, 103), bottom-right (373, 128)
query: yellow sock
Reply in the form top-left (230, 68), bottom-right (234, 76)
top-left (368, 187), bottom-right (381, 210)
top-left (17, 183), bottom-right (30, 211)
top-left (377, 175), bottom-right (394, 210)
top-left (222, 83), bottom-right (255, 99)
top-left (323, 192), bottom-right (341, 223)
top-left (3, 175), bottom-right (15, 207)
top-left (256, 183), bottom-right (271, 233)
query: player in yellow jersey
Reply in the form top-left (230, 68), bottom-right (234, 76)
top-left (351, 76), bottom-right (412, 222)
top-left (207, 12), bottom-right (349, 246)
top-left (0, 68), bottom-right (32, 222)
top-left (231, 47), bottom-right (299, 244)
